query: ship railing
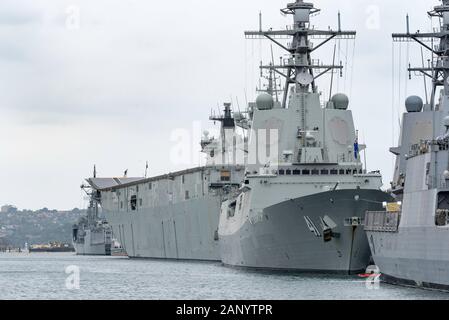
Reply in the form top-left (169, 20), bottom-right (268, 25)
top-left (440, 180), bottom-right (449, 189)
top-left (364, 211), bottom-right (401, 233)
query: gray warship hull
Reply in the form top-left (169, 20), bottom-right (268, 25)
top-left (364, 0), bottom-right (449, 293)
top-left (73, 230), bottom-right (112, 256)
top-left (91, 166), bottom-right (244, 261)
top-left (103, 194), bottom-right (222, 261)
top-left (365, 188), bottom-right (449, 291)
top-left (367, 227), bottom-right (449, 291)
top-left (220, 189), bottom-right (392, 273)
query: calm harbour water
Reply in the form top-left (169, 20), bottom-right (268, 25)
top-left (0, 252), bottom-right (448, 300)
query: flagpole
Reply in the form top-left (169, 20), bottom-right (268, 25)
top-left (145, 161), bottom-right (149, 178)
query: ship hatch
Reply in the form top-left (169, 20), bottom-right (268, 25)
top-left (436, 192), bottom-right (449, 226)
top-left (227, 201), bottom-right (237, 218)
top-left (130, 195), bottom-right (137, 211)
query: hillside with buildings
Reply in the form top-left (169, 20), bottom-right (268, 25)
top-left (0, 205), bottom-right (84, 248)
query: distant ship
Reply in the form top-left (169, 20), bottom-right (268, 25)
top-left (29, 242), bottom-right (75, 253)
top-left (218, 0), bottom-right (392, 274)
top-left (73, 167), bottom-right (114, 256)
top-left (85, 105), bottom-right (245, 260)
top-left (365, 0), bottom-right (449, 290)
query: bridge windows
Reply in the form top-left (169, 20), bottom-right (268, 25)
top-left (275, 167), bottom-right (361, 176)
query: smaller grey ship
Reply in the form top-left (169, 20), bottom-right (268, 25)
top-left (73, 167), bottom-right (113, 256)
top-left (365, 0), bottom-right (449, 291)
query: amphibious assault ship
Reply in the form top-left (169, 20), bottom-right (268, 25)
top-left (365, 0), bottom-right (449, 290)
top-left (73, 168), bottom-right (114, 256)
top-left (85, 105), bottom-right (245, 260)
top-left (219, 0), bottom-right (392, 273)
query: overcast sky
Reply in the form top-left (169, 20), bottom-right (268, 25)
top-left (0, 0), bottom-right (439, 210)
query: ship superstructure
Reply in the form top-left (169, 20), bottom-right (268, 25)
top-left (86, 105), bottom-right (245, 261)
top-left (365, 0), bottom-right (449, 290)
top-left (218, 0), bottom-right (391, 273)
top-left (73, 168), bottom-right (114, 256)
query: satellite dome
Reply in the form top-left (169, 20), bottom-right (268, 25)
top-left (405, 96), bottom-right (423, 113)
top-left (256, 93), bottom-right (274, 110)
top-left (331, 93), bottom-right (349, 110)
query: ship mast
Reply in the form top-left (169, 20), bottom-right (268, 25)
top-left (81, 165), bottom-right (101, 224)
top-left (209, 103), bottom-right (236, 157)
top-left (256, 62), bottom-right (283, 99)
top-left (245, 0), bottom-right (356, 108)
top-left (393, 0), bottom-right (449, 110)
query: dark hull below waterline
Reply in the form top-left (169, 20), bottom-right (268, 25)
top-left (220, 189), bottom-right (393, 274)
top-left (382, 274), bottom-right (449, 293)
top-left (29, 248), bottom-right (75, 253)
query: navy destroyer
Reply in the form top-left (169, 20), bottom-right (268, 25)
top-left (218, 0), bottom-right (392, 273)
top-left (85, 105), bottom-right (245, 260)
top-left (72, 167), bottom-right (115, 256)
top-left (365, 0), bottom-right (449, 290)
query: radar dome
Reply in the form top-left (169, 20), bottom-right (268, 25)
top-left (331, 93), bottom-right (349, 110)
top-left (256, 93), bottom-right (274, 110)
top-left (405, 96), bottom-right (423, 113)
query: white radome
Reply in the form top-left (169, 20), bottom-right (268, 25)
top-left (331, 93), bottom-right (349, 110)
top-left (405, 95), bottom-right (423, 113)
top-left (256, 93), bottom-right (274, 110)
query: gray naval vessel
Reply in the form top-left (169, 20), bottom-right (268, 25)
top-left (365, 0), bottom-right (449, 291)
top-left (72, 167), bottom-right (113, 256)
top-left (219, 0), bottom-right (392, 274)
top-left (85, 105), bottom-right (245, 261)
